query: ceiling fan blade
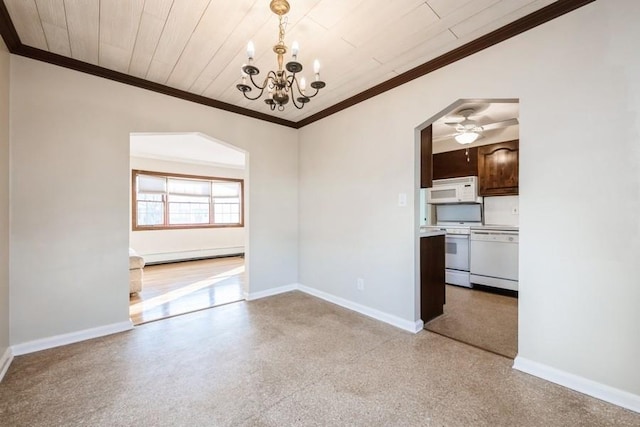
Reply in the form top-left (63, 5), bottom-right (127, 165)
top-left (433, 131), bottom-right (486, 143)
top-left (481, 118), bottom-right (519, 131)
top-left (433, 132), bottom-right (460, 142)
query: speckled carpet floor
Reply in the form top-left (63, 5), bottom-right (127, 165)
top-left (425, 285), bottom-right (518, 358)
top-left (1, 291), bottom-right (638, 426)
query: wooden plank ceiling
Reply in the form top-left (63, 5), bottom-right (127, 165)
top-left (4, 0), bottom-right (557, 123)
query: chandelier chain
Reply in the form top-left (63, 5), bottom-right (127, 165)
top-left (278, 16), bottom-right (287, 45)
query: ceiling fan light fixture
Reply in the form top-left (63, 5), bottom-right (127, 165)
top-left (455, 131), bottom-right (480, 145)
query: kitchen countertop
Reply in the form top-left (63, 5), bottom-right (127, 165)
top-left (421, 225), bottom-right (519, 232)
top-left (419, 228), bottom-right (446, 238)
top-left (470, 225), bottom-right (519, 232)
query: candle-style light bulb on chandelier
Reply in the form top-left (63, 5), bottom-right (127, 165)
top-left (236, 0), bottom-right (326, 111)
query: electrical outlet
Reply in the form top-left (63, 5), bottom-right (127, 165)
top-left (398, 193), bottom-right (407, 207)
top-left (511, 207), bottom-right (519, 215)
top-left (357, 278), bottom-right (364, 291)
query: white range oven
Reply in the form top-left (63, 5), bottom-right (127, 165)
top-left (443, 227), bottom-right (471, 287)
top-left (432, 203), bottom-right (483, 288)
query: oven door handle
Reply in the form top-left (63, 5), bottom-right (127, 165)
top-left (446, 234), bottom-right (470, 239)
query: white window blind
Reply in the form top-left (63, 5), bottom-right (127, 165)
top-left (168, 178), bottom-right (211, 196)
top-left (137, 174), bottom-right (166, 193)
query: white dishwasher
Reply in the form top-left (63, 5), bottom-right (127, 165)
top-left (470, 230), bottom-right (519, 291)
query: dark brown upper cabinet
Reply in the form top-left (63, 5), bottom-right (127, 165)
top-left (420, 125), bottom-right (433, 188)
top-left (432, 147), bottom-right (478, 180)
top-left (477, 140), bottom-right (519, 196)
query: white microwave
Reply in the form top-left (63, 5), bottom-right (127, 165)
top-left (427, 176), bottom-right (480, 204)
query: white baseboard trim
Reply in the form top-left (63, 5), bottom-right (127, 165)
top-left (245, 284), bottom-right (298, 301)
top-left (513, 356), bottom-right (640, 413)
top-left (298, 284), bottom-right (422, 334)
top-left (0, 347), bottom-right (13, 382)
top-left (143, 247), bottom-right (244, 265)
top-left (244, 283), bottom-right (422, 334)
top-left (11, 320), bottom-right (134, 356)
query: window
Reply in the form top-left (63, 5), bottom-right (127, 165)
top-left (133, 170), bottom-right (243, 230)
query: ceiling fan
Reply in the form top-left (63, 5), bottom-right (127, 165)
top-left (441, 108), bottom-right (519, 144)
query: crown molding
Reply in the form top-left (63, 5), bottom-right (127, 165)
top-left (0, 0), bottom-right (595, 129)
top-left (16, 45), bottom-right (298, 128)
top-left (0, 0), bottom-right (19, 51)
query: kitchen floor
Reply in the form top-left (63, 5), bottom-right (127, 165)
top-left (425, 284), bottom-right (518, 358)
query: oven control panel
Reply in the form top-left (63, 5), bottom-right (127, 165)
top-left (445, 227), bottom-right (470, 235)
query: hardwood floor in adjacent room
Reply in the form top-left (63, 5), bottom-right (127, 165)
top-left (129, 256), bottom-right (245, 325)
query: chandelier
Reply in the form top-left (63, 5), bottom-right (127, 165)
top-left (236, 0), bottom-right (326, 111)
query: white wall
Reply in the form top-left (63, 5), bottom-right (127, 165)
top-left (484, 196), bottom-right (519, 226)
top-left (10, 56), bottom-right (298, 345)
top-left (0, 39), bottom-right (10, 370)
top-left (299, 0), bottom-right (640, 402)
top-left (130, 156), bottom-right (245, 263)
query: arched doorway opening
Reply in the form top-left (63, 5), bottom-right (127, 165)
top-left (416, 99), bottom-right (520, 358)
top-left (128, 132), bottom-right (249, 325)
